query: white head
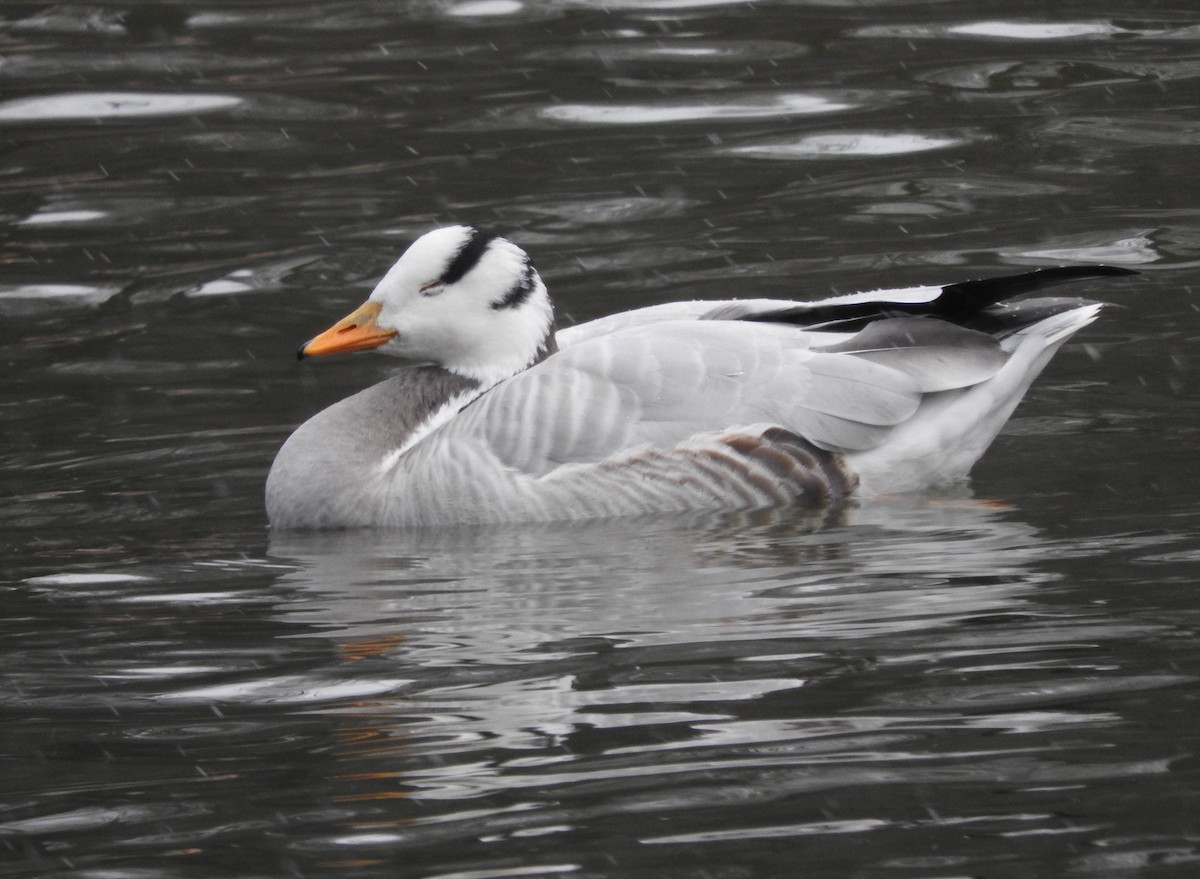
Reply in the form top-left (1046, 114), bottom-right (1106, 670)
top-left (302, 226), bottom-right (556, 386)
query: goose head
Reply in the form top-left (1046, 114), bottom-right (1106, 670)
top-left (301, 225), bottom-right (556, 386)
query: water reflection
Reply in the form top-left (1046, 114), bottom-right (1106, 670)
top-left (526, 38), bottom-right (806, 64)
top-left (253, 500), bottom-right (1188, 870)
top-left (851, 20), bottom-right (1199, 41)
top-left (263, 500), bottom-right (1151, 770)
top-left (0, 92), bottom-right (243, 123)
top-left (539, 93), bottom-right (856, 126)
top-left (0, 283), bottom-right (123, 316)
top-left (1003, 232), bottom-right (1160, 266)
top-left (724, 131), bottom-right (979, 159)
top-left (269, 498), bottom-right (1038, 637)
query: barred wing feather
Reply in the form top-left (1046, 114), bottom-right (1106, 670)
top-left (417, 319), bottom-right (943, 479)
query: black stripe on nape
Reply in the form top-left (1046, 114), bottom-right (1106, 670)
top-left (439, 227), bottom-right (498, 286)
top-left (491, 258), bottom-right (537, 310)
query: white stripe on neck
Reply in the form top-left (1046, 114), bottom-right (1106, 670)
top-left (377, 387), bottom-right (483, 475)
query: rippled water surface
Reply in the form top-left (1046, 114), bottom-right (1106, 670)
top-left (4, 1), bottom-right (1200, 877)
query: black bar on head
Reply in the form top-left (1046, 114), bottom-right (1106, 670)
top-left (492, 258), bottom-right (537, 310)
top-left (439, 227), bottom-right (498, 286)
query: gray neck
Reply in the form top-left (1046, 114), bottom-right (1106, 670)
top-left (360, 365), bottom-right (483, 444)
top-left (531, 324), bottom-right (558, 367)
top-left (266, 365), bottom-right (481, 528)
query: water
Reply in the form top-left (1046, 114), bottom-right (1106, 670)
top-left (3, 1), bottom-right (1200, 876)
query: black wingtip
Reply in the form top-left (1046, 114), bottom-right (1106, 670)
top-left (737, 263), bottom-right (1138, 332)
top-left (935, 264), bottom-right (1139, 317)
top-left (1097, 265), bottom-right (1140, 276)
top-left (1039, 264), bottom-right (1139, 279)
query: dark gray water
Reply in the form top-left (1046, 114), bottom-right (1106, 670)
top-left (3, 2), bottom-right (1200, 877)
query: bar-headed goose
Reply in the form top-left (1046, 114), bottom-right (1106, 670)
top-left (266, 225), bottom-right (1132, 528)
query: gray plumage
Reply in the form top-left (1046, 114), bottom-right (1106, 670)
top-left (266, 226), bottom-right (1132, 529)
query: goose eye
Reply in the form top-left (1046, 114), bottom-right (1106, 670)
top-left (419, 281), bottom-right (444, 297)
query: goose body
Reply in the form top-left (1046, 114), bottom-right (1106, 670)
top-left (266, 226), bottom-right (1132, 528)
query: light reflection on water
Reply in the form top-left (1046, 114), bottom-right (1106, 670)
top-left (2, 0), bottom-right (1200, 876)
top-left (7, 500), bottom-right (1194, 875)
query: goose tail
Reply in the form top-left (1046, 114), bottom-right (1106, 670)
top-left (847, 301), bottom-right (1102, 494)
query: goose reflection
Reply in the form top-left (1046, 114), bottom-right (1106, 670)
top-left (265, 498), bottom-right (1055, 676)
top-left (255, 500), bottom-right (1185, 864)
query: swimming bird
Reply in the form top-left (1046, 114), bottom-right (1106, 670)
top-left (266, 225), bottom-right (1132, 528)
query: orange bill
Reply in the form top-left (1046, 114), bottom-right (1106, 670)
top-left (300, 300), bottom-right (397, 358)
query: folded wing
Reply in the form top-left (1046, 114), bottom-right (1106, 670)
top-left (417, 316), bottom-right (1009, 479)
